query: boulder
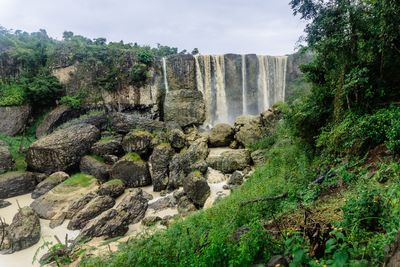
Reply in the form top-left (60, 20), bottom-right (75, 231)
top-left (30, 174), bottom-right (98, 220)
top-left (183, 171), bottom-right (210, 207)
top-left (79, 189), bottom-right (148, 239)
top-left (36, 105), bottom-right (82, 138)
top-left (31, 172), bottom-right (69, 199)
top-left (65, 192), bottom-right (97, 219)
top-left (0, 199), bottom-right (11, 208)
top-left (90, 137), bottom-right (123, 157)
top-left (27, 124), bottom-right (100, 173)
top-left (149, 144), bottom-right (175, 192)
top-left (148, 196), bottom-right (176, 211)
top-left (164, 90), bottom-right (205, 127)
top-left (0, 105), bottom-right (31, 136)
top-left (228, 171), bottom-right (244, 185)
top-left (209, 123), bottom-right (234, 147)
top-left (0, 141), bottom-right (14, 173)
top-left (96, 179), bottom-right (125, 198)
top-left (2, 207), bottom-right (40, 253)
top-left (234, 115), bottom-right (264, 147)
top-left (0, 172), bottom-right (37, 199)
top-left (68, 195), bottom-right (115, 230)
top-left (207, 149), bottom-right (252, 174)
top-left (110, 112), bottom-right (166, 134)
top-left (169, 129), bottom-right (186, 149)
top-left (110, 153), bottom-right (151, 187)
top-left (122, 130), bottom-right (154, 156)
top-left (177, 196), bottom-right (197, 215)
top-left (80, 155), bottom-right (110, 182)
top-left (251, 150), bottom-right (266, 166)
top-left (164, 54), bottom-right (196, 91)
top-left (169, 137), bottom-right (209, 189)
top-left (142, 216), bottom-right (162, 226)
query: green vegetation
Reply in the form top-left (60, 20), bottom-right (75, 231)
top-left (59, 95), bottom-right (82, 108)
top-left (104, 179), bottom-right (124, 186)
top-left (62, 173), bottom-right (96, 188)
top-left (123, 152), bottom-right (143, 162)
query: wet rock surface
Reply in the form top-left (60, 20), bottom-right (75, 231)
top-left (0, 171), bottom-right (37, 199)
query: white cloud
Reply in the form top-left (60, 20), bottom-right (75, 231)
top-left (0, 0), bottom-right (306, 54)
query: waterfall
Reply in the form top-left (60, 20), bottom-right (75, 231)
top-left (193, 54), bottom-right (288, 126)
top-left (162, 57), bottom-right (169, 93)
top-left (242, 55), bottom-right (247, 115)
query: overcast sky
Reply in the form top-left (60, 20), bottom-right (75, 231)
top-left (0, 0), bottom-right (306, 55)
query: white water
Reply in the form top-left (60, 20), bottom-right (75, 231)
top-left (162, 57), bottom-right (169, 93)
top-left (193, 54), bottom-right (288, 126)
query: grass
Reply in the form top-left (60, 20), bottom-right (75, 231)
top-left (103, 179), bottom-right (124, 186)
top-left (122, 152), bottom-right (143, 162)
top-left (62, 173), bottom-right (96, 188)
top-left (97, 136), bottom-right (116, 144)
top-left (0, 133), bottom-right (36, 171)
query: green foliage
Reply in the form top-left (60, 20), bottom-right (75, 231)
top-left (33, 241), bottom-right (72, 266)
top-left (63, 173), bottom-right (96, 188)
top-left (130, 63), bottom-right (149, 84)
top-left (0, 82), bottom-right (26, 106)
top-left (123, 152), bottom-right (143, 162)
top-left (22, 72), bottom-right (63, 107)
top-left (59, 95), bottom-right (82, 108)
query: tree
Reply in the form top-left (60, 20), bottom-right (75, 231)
top-left (191, 48), bottom-right (199, 55)
top-left (62, 31), bottom-right (74, 40)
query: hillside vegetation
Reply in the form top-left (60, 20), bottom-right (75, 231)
top-left (81, 0), bottom-right (400, 266)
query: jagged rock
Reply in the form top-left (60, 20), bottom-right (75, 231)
top-left (0, 105), bottom-right (31, 136)
top-left (0, 141), bottom-right (14, 174)
top-left (185, 127), bottom-right (201, 143)
top-left (193, 160), bottom-right (208, 174)
top-left (70, 111), bottom-right (108, 131)
top-left (142, 191), bottom-right (154, 201)
top-left (164, 90), bottom-right (205, 127)
top-left (183, 171), bottom-right (210, 207)
top-left (122, 130), bottom-right (154, 156)
top-left (177, 196), bottom-right (197, 215)
top-left (172, 189), bottom-right (185, 202)
top-left (68, 195), bottom-right (115, 230)
top-left (207, 149), bottom-right (251, 174)
top-left (142, 216), bottom-right (162, 226)
top-left (96, 179), bottom-right (125, 198)
top-left (169, 138), bottom-right (209, 189)
top-left (165, 54), bottom-right (196, 91)
top-left (30, 174), bottom-right (98, 220)
top-left (0, 199), bottom-right (11, 208)
top-left (27, 124), bottom-right (100, 173)
top-left (209, 123), bottom-right (234, 147)
top-left (169, 129), bottom-right (186, 149)
top-left (65, 192), bottom-right (97, 219)
top-left (79, 189), bottom-right (148, 239)
top-left (149, 144), bottom-right (175, 192)
top-left (31, 172), bottom-right (69, 199)
top-left (80, 155), bottom-right (110, 182)
top-left (3, 207), bottom-right (41, 253)
top-left (103, 154), bottom-right (119, 165)
top-left (228, 171), bottom-right (244, 185)
top-left (91, 137), bottom-right (123, 157)
top-left (32, 172), bottom-right (48, 184)
top-left (0, 172), bottom-right (37, 199)
top-left (49, 213), bottom-right (66, 229)
top-left (251, 149), bottom-right (266, 166)
top-left (36, 105), bottom-right (82, 138)
top-left (148, 196), bottom-right (176, 211)
top-left (110, 112), bottom-right (166, 134)
top-left (110, 153), bottom-right (151, 187)
top-left (234, 115), bottom-right (264, 147)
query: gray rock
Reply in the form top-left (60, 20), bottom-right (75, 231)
top-left (110, 112), bottom-right (166, 134)
top-left (122, 130), bottom-right (154, 156)
top-left (27, 124), bottom-right (100, 173)
top-left (228, 171), bottom-right (244, 185)
top-left (169, 129), bottom-right (186, 149)
top-left (149, 144), bottom-right (175, 192)
top-left (68, 195), bottom-right (115, 230)
top-left (0, 105), bottom-right (31, 136)
top-left (110, 153), bottom-right (151, 187)
top-left (80, 155), bottom-right (110, 182)
top-left (141, 216), bottom-right (162, 226)
top-left (90, 137), bottom-right (123, 157)
top-left (177, 196), bottom-right (197, 215)
top-left (207, 149), bottom-right (251, 174)
top-left (142, 191), bottom-right (154, 201)
top-left (234, 115), bottom-right (264, 147)
top-left (0, 199), bottom-right (11, 208)
top-left (103, 154), bottom-right (119, 165)
top-left (164, 90), bottom-right (205, 127)
top-left (192, 160), bottom-right (208, 174)
top-left (31, 172), bottom-right (69, 199)
top-left (0, 141), bottom-right (14, 174)
top-left (36, 105), bottom-right (82, 138)
top-left (251, 150), bottom-right (266, 166)
top-left (183, 171), bottom-right (210, 207)
top-left (209, 123), bottom-right (234, 147)
top-left (96, 179), bottom-right (125, 198)
top-left (2, 207), bottom-right (40, 253)
top-left (164, 54), bottom-right (196, 91)
top-left (0, 172), bottom-right (37, 199)
top-left (148, 196), bottom-right (176, 211)
top-left (65, 192), bottom-right (97, 219)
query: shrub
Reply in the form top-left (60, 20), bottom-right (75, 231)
top-left (24, 73), bottom-right (63, 106)
top-left (130, 63), bottom-right (149, 84)
top-left (60, 95), bottom-right (82, 108)
top-left (0, 83), bottom-right (26, 106)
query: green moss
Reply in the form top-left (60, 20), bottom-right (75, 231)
top-left (128, 130), bottom-right (153, 138)
top-left (62, 173), bottom-right (96, 188)
top-left (98, 136), bottom-right (116, 144)
top-left (122, 152), bottom-right (143, 162)
top-left (156, 143), bottom-right (171, 149)
top-left (104, 179), bottom-right (124, 186)
top-left (89, 155), bottom-right (105, 163)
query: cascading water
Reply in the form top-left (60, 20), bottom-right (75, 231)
top-left (162, 57), bottom-right (169, 93)
top-left (194, 54), bottom-right (288, 125)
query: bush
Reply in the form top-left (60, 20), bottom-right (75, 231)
top-left (60, 95), bottom-right (82, 108)
top-left (24, 73), bottom-right (64, 106)
top-left (130, 63), bottom-right (149, 84)
top-left (0, 83), bottom-right (26, 106)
